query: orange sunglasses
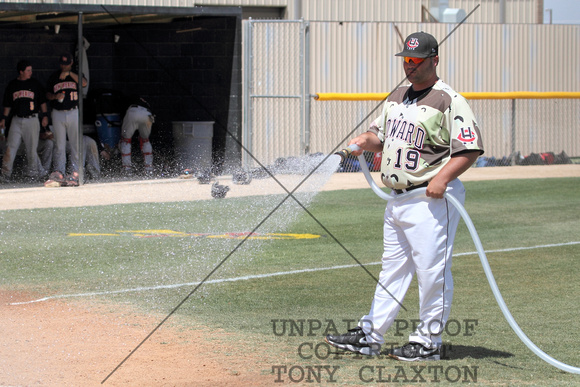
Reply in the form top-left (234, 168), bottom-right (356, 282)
top-left (404, 57), bottom-right (425, 64)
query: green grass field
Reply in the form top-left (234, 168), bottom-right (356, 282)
top-left (1, 177), bottom-right (579, 385)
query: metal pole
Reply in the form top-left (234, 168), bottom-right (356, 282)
top-left (77, 12), bottom-right (85, 185)
top-left (242, 19), bottom-right (253, 168)
top-left (511, 98), bottom-right (516, 165)
top-left (303, 21), bottom-right (311, 155)
top-left (299, 20), bottom-right (305, 155)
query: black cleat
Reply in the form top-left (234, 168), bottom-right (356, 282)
top-left (325, 327), bottom-right (380, 356)
top-left (388, 342), bottom-right (440, 361)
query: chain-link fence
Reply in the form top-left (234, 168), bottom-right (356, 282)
top-left (243, 20), bottom-right (309, 169)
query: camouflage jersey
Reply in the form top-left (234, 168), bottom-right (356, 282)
top-left (369, 79), bottom-right (484, 190)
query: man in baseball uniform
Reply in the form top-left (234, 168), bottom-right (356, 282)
top-left (120, 95), bottom-right (154, 175)
top-left (0, 59), bottom-right (50, 182)
top-left (326, 32), bottom-right (484, 361)
top-left (45, 53), bottom-right (87, 185)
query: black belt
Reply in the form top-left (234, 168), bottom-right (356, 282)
top-left (17, 113), bottom-right (38, 118)
top-left (393, 181), bottom-right (429, 194)
top-left (56, 107), bottom-right (78, 111)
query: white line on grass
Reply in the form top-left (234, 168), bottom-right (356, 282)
top-left (10, 241), bottom-right (580, 305)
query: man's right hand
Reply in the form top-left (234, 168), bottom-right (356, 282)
top-left (348, 132), bottom-right (383, 155)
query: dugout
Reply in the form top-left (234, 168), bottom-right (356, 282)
top-left (0, 3), bottom-right (243, 177)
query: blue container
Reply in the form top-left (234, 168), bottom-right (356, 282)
top-left (95, 113), bottom-right (122, 149)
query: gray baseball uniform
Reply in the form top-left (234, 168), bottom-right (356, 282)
top-left (1, 77), bottom-right (48, 179)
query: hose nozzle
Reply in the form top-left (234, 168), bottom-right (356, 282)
top-left (334, 148), bottom-right (352, 161)
top-left (334, 144), bottom-right (361, 161)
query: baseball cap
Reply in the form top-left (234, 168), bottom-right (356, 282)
top-left (395, 32), bottom-right (438, 58)
top-left (59, 53), bottom-right (73, 65)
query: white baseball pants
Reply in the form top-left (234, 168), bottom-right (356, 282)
top-left (360, 178), bottom-right (465, 350)
top-left (120, 106), bottom-right (153, 171)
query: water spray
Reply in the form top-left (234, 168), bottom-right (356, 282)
top-left (338, 144), bottom-right (580, 374)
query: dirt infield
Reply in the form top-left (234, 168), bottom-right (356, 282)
top-left (1, 164), bottom-right (579, 386)
top-left (0, 291), bottom-right (273, 387)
